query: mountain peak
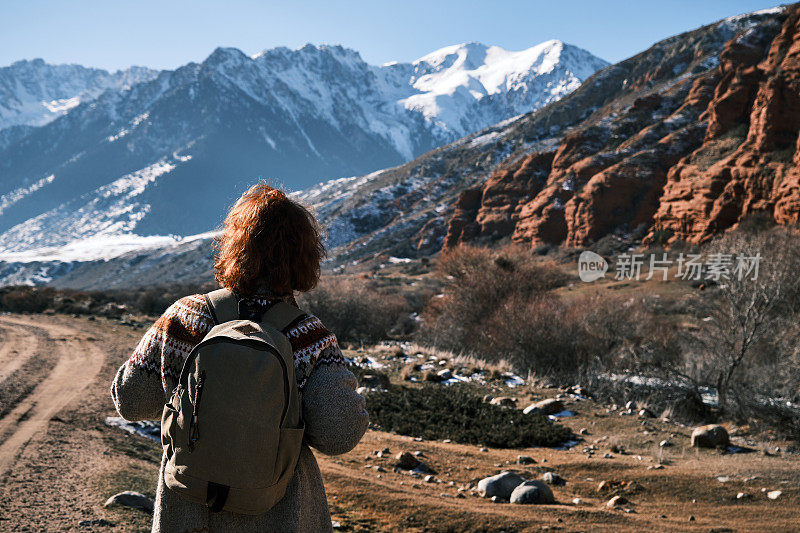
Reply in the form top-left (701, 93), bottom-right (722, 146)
top-left (206, 46), bottom-right (249, 63)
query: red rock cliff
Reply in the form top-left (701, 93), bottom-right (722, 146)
top-left (444, 6), bottom-right (796, 249)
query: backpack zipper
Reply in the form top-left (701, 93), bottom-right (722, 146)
top-left (187, 370), bottom-right (206, 451)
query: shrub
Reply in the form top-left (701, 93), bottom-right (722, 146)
top-left (0, 286), bottom-right (55, 313)
top-left (418, 245), bottom-right (569, 357)
top-left (298, 277), bottom-right (410, 344)
top-left (421, 246), bottom-right (681, 378)
top-left (366, 384), bottom-right (573, 448)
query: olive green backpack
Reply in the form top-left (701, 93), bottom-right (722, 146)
top-left (161, 288), bottom-right (306, 515)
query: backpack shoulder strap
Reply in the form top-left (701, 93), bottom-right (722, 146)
top-left (205, 288), bottom-right (307, 333)
top-left (204, 288), bottom-right (238, 325)
top-left (263, 302), bottom-right (308, 334)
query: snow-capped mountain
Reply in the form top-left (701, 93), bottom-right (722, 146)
top-left (0, 6), bottom-right (785, 290)
top-left (0, 59), bottom-right (157, 131)
top-left (400, 40), bottom-right (606, 137)
top-left (0, 40), bottom-right (607, 259)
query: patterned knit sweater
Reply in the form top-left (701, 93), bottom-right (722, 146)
top-left (110, 293), bottom-right (368, 533)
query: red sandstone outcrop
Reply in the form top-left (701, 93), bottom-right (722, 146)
top-left (651, 7), bottom-right (799, 243)
top-left (443, 6), bottom-right (796, 249)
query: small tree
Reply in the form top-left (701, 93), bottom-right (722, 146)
top-left (694, 228), bottom-right (800, 415)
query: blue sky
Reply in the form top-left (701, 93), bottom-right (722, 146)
top-left (0, 1), bottom-right (785, 71)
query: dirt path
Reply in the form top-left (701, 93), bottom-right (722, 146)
top-left (0, 320), bottom-right (39, 384)
top-left (0, 315), bottom-right (105, 477)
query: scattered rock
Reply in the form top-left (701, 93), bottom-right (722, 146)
top-left (579, 428), bottom-right (590, 435)
top-left (572, 498), bottom-right (583, 505)
top-left (541, 472), bottom-right (566, 486)
top-left (607, 495), bottom-right (629, 508)
top-left (516, 455), bottom-right (536, 465)
top-left (689, 516), bottom-right (695, 522)
top-left (437, 369), bottom-right (453, 380)
top-left (767, 490), bottom-right (782, 500)
top-left (510, 480), bottom-right (555, 504)
top-left (639, 408), bottom-right (655, 418)
top-left (103, 491), bottom-right (154, 513)
top-left (394, 452), bottom-right (420, 470)
top-left (490, 397), bottom-right (517, 408)
top-left (691, 425), bottom-right (730, 449)
top-left (737, 492), bottom-right (750, 499)
top-left (480, 447), bottom-right (489, 452)
top-left (424, 475), bottom-right (435, 483)
top-left (477, 472), bottom-right (526, 500)
top-left (482, 394), bottom-right (494, 403)
top-left (523, 399), bottom-right (565, 416)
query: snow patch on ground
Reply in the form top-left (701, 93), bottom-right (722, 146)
top-left (104, 416), bottom-right (160, 443)
top-left (0, 231), bottom-right (217, 263)
top-left (0, 157), bottom-right (192, 256)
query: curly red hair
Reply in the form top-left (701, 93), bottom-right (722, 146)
top-left (214, 183), bottom-right (325, 296)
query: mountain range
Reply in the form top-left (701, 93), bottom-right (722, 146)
top-left (1, 4), bottom-right (797, 289)
top-left (0, 39), bottom-right (606, 254)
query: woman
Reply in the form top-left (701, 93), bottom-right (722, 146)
top-left (111, 183), bottom-right (368, 532)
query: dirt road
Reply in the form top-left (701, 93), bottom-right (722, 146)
top-left (0, 313), bottom-right (799, 532)
top-left (0, 315), bottom-right (105, 476)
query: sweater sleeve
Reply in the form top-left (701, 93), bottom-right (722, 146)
top-left (301, 351), bottom-right (369, 456)
top-left (110, 294), bottom-right (213, 421)
top-left (284, 312), bottom-right (368, 455)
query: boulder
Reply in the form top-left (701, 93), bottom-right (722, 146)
top-left (516, 455), bottom-right (536, 465)
top-left (541, 472), bottom-right (566, 486)
top-left (477, 472), bottom-right (526, 499)
top-left (690, 425), bottom-right (730, 448)
top-left (510, 480), bottom-right (555, 504)
top-left (523, 399), bottom-right (565, 416)
top-left (103, 491), bottom-right (154, 513)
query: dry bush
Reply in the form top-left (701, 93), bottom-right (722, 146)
top-left (421, 246), bottom-right (680, 379)
top-left (418, 245), bottom-right (569, 358)
top-left (0, 286), bottom-right (56, 313)
top-left (297, 276), bottom-right (410, 344)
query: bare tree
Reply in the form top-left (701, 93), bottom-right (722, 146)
top-left (693, 228), bottom-right (800, 415)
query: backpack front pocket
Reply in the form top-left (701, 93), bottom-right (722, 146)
top-left (275, 424), bottom-right (305, 483)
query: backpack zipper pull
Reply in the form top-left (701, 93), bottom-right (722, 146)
top-left (188, 370), bottom-right (206, 451)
